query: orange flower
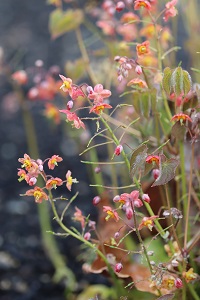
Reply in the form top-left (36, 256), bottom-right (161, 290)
top-left (134, 0), bottom-right (151, 10)
top-left (136, 40), bottom-right (150, 56)
top-left (127, 78), bottom-right (148, 89)
top-left (25, 186), bottom-right (48, 203)
top-left (73, 207), bottom-right (85, 229)
top-left (46, 177), bottom-right (63, 189)
top-left (183, 268), bottom-right (198, 283)
top-left (103, 206), bottom-right (119, 222)
top-left (140, 24), bottom-right (161, 39)
top-left (138, 215), bottom-right (159, 231)
top-left (89, 103), bottom-right (112, 114)
top-left (146, 155), bottom-right (160, 165)
top-left (120, 12), bottom-right (140, 23)
top-left (171, 113), bottom-right (192, 125)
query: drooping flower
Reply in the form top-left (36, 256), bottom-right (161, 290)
top-left (48, 155), bottom-right (63, 170)
top-left (18, 154), bottom-right (41, 176)
top-left (103, 206), bottom-right (119, 222)
top-left (134, 0), bottom-right (151, 10)
top-left (146, 155), bottom-right (160, 165)
top-left (171, 113), bottom-right (192, 125)
top-left (163, 0), bottom-right (178, 22)
top-left (66, 170), bottom-right (78, 191)
top-left (73, 207), bottom-right (85, 229)
top-left (59, 109), bottom-right (85, 129)
top-left (127, 78), bottom-right (148, 89)
top-left (89, 103), bottom-right (112, 114)
top-left (138, 215), bottom-right (159, 231)
top-left (46, 177), bottom-right (63, 189)
top-left (136, 40), bottom-right (150, 56)
top-left (25, 186), bottom-right (48, 203)
top-left (87, 84), bottom-right (112, 104)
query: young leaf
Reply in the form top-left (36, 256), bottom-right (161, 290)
top-left (162, 67), bottom-right (172, 96)
top-left (171, 121), bottom-right (186, 141)
top-left (183, 70), bottom-right (192, 95)
top-left (171, 66), bottom-right (183, 96)
top-left (49, 9), bottom-right (84, 39)
top-left (152, 154), bottom-right (179, 187)
top-left (130, 144), bottom-right (148, 177)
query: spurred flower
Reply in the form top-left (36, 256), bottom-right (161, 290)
top-left (48, 155), bottom-right (63, 170)
top-left (171, 113), bottom-right (192, 124)
top-left (59, 74), bottom-right (84, 99)
top-left (25, 186), bottom-right (48, 203)
top-left (59, 109), bottom-right (85, 129)
top-left (87, 84), bottom-right (111, 104)
top-left (146, 155), bottom-right (160, 165)
top-left (134, 0), bottom-right (151, 10)
top-left (66, 170), bottom-right (78, 191)
top-left (46, 177), bottom-right (63, 189)
top-left (127, 78), bottom-right (148, 88)
top-left (89, 103), bottom-right (112, 114)
top-left (138, 215), bottom-right (159, 231)
top-left (136, 40), bottom-right (150, 56)
top-left (18, 154), bottom-right (41, 176)
top-left (103, 206), bottom-right (119, 222)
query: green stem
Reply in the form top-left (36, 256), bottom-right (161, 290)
top-left (179, 141), bottom-right (187, 221)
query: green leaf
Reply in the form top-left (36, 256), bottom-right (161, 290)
top-left (49, 9), bottom-right (84, 39)
top-left (171, 66), bottom-right (183, 96)
top-left (130, 144), bottom-right (148, 177)
top-left (152, 154), bottom-right (179, 187)
top-left (183, 70), bottom-right (192, 95)
top-left (132, 92), bottom-right (141, 115)
top-left (141, 92), bottom-right (150, 118)
top-left (171, 121), bottom-right (186, 141)
top-left (162, 67), bottom-right (172, 96)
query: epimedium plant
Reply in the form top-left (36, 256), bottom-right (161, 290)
top-left (13, 0), bottom-right (200, 299)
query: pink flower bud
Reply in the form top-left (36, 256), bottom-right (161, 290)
top-left (116, 1), bottom-right (125, 12)
top-left (114, 232), bottom-right (120, 239)
top-left (113, 195), bottom-right (120, 202)
top-left (93, 196), bottom-right (101, 206)
top-left (117, 74), bottom-right (123, 82)
top-left (142, 193), bottom-right (151, 203)
top-left (152, 169), bottom-right (160, 180)
top-left (133, 199), bottom-right (143, 208)
top-left (114, 145), bottom-right (123, 156)
top-left (126, 206), bottom-right (133, 220)
top-left (28, 177), bottom-right (37, 186)
top-left (171, 259), bottom-right (179, 267)
top-left (67, 100), bottom-right (73, 110)
top-left (86, 86), bottom-right (93, 94)
top-left (135, 65), bottom-right (142, 75)
top-left (115, 262), bottom-right (123, 273)
top-left (175, 278), bottom-right (183, 289)
top-left (94, 166), bottom-right (101, 174)
top-left (84, 232), bottom-right (91, 241)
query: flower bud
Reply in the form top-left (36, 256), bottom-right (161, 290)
top-left (171, 259), bottom-right (179, 267)
top-left (142, 193), bottom-right (151, 203)
top-left (152, 169), bottom-right (160, 180)
top-left (115, 262), bottom-right (123, 273)
top-left (84, 232), bottom-right (91, 241)
top-left (113, 195), bottom-right (120, 202)
top-left (135, 65), bottom-right (142, 75)
top-left (175, 278), bottom-right (183, 289)
top-left (94, 166), bottom-right (101, 174)
top-left (147, 251), bottom-right (154, 256)
top-left (116, 2), bottom-right (125, 12)
top-left (114, 145), bottom-right (123, 156)
top-left (67, 100), bottom-right (73, 110)
top-left (114, 232), bottom-right (120, 239)
top-left (28, 177), bottom-right (37, 186)
top-left (125, 206), bottom-right (133, 220)
top-left (93, 196), bottom-right (101, 206)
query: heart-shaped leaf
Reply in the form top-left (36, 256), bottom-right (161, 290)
top-left (171, 121), bottom-right (186, 141)
top-left (162, 67), bottom-right (172, 96)
top-left (130, 144), bottom-right (148, 177)
top-left (152, 154), bottom-right (179, 186)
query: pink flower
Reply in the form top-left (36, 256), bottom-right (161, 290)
top-left (146, 155), bottom-right (160, 165)
top-left (59, 74), bottom-right (84, 99)
top-left (114, 145), bottom-right (123, 156)
top-left (135, 65), bottom-right (143, 75)
top-left (59, 109), bottom-right (85, 129)
top-left (46, 177), bottom-right (63, 189)
top-left (74, 207), bottom-right (85, 229)
top-left (84, 232), bottom-right (91, 241)
top-left (142, 194), bottom-right (151, 203)
top-left (87, 84), bottom-right (111, 104)
top-left (12, 70), bottom-right (28, 85)
top-left (175, 278), bottom-right (183, 289)
top-left (93, 196), bottom-right (101, 206)
top-left (134, 0), bottom-right (151, 10)
top-left (152, 169), bottom-right (160, 180)
top-left (48, 155), bottom-right (63, 170)
top-left (171, 113), bottom-right (192, 124)
top-left (66, 170), bottom-right (78, 191)
top-left (116, 1), bottom-right (125, 12)
top-left (163, 0), bottom-right (178, 22)
top-left (125, 206), bottom-right (133, 220)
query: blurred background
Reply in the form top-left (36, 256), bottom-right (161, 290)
top-left (0, 0), bottom-right (199, 299)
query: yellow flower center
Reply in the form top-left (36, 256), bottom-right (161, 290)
top-left (34, 191), bottom-right (42, 200)
top-left (67, 176), bottom-right (73, 185)
top-left (140, 46), bottom-right (147, 53)
top-left (64, 81), bottom-right (71, 89)
top-left (167, 278), bottom-right (175, 288)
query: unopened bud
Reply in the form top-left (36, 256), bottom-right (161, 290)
top-left (114, 232), bottom-right (120, 239)
top-left (84, 232), bottom-right (91, 241)
top-left (115, 262), bottom-right (123, 273)
top-left (142, 193), bottom-right (151, 203)
top-left (93, 196), bottom-right (101, 206)
top-left (125, 206), bottom-right (133, 220)
top-left (113, 195), bottom-right (120, 202)
top-left (114, 145), bottom-right (123, 156)
top-left (94, 166), bottom-right (101, 174)
top-left (116, 1), bottom-right (125, 12)
top-left (135, 65), bottom-right (142, 75)
top-left (67, 100), bottom-right (73, 110)
top-left (152, 169), bottom-right (160, 180)
top-left (175, 278), bottom-right (183, 288)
